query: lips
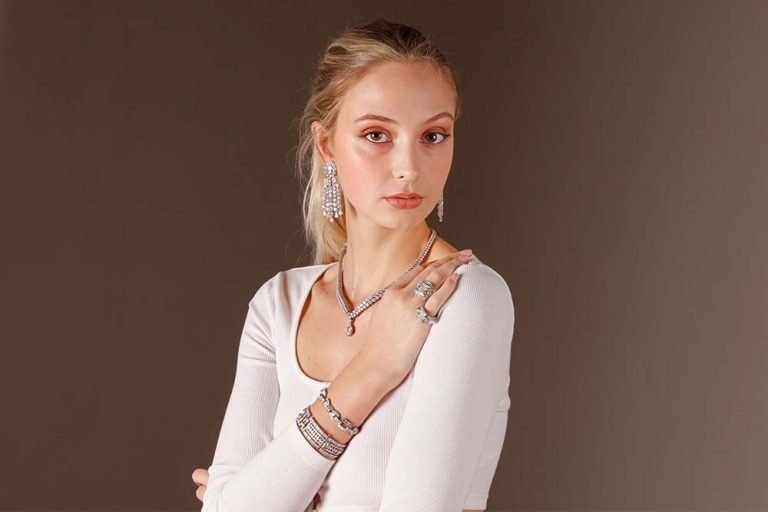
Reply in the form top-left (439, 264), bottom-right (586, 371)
top-left (385, 195), bottom-right (423, 209)
top-left (386, 193), bottom-right (423, 199)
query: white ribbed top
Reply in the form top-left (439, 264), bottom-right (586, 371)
top-left (202, 254), bottom-right (515, 512)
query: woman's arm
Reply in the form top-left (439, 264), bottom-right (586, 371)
top-left (378, 261), bottom-right (515, 511)
top-left (202, 274), bottom-right (390, 512)
top-left (463, 393), bottom-right (511, 510)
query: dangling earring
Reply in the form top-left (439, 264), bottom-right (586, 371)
top-left (437, 194), bottom-right (444, 223)
top-left (322, 161), bottom-right (343, 221)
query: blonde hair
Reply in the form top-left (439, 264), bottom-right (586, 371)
top-left (292, 18), bottom-right (463, 265)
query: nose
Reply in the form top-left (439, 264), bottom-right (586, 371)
top-left (392, 140), bottom-right (420, 181)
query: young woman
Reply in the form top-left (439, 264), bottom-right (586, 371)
top-left (190, 18), bottom-right (515, 512)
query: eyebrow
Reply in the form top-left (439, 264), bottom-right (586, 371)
top-left (354, 112), bottom-right (454, 124)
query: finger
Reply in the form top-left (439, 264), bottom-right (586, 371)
top-left (195, 484), bottom-right (206, 502)
top-left (410, 252), bottom-right (469, 290)
top-left (391, 255), bottom-right (448, 288)
top-left (421, 267), bottom-right (461, 317)
top-left (408, 253), bottom-right (454, 277)
top-left (191, 468), bottom-right (208, 486)
top-left (403, 258), bottom-right (467, 321)
top-left (402, 251), bottom-right (468, 288)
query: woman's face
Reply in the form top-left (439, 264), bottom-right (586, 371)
top-left (314, 60), bottom-right (456, 230)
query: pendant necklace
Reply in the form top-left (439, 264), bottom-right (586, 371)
top-left (336, 228), bottom-right (437, 336)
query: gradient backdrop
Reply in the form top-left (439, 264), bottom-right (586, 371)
top-left (1, 1), bottom-right (767, 511)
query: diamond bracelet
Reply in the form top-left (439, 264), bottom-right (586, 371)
top-left (319, 386), bottom-right (361, 436)
top-left (296, 406), bottom-right (348, 460)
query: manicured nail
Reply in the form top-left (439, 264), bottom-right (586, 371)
top-left (459, 249), bottom-right (473, 256)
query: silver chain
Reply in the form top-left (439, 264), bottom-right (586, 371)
top-left (336, 228), bottom-right (437, 336)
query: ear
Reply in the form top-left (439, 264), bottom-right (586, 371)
top-left (311, 121), bottom-right (334, 162)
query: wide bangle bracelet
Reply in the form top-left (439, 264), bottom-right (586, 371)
top-left (319, 386), bottom-right (361, 436)
top-left (296, 406), bottom-right (348, 460)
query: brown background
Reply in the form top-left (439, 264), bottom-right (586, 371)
top-left (1, 1), bottom-right (767, 510)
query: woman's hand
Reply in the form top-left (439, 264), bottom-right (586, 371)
top-left (191, 468), bottom-right (208, 503)
top-left (359, 249), bottom-right (473, 391)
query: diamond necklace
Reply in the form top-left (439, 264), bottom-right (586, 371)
top-left (336, 228), bottom-right (438, 336)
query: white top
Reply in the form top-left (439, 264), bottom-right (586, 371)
top-left (202, 254), bottom-right (515, 512)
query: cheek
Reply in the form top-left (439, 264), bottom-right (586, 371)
top-left (337, 169), bottom-right (374, 206)
top-left (425, 152), bottom-right (452, 184)
top-left (338, 147), bottom-right (388, 196)
top-left (436, 141), bottom-right (454, 167)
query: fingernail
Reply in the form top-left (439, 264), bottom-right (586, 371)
top-left (459, 249), bottom-right (473, 256)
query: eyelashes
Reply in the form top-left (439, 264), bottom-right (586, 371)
top-left (362, 130), bottom-right (452, 145)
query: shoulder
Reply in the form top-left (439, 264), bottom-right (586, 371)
top-left (451, 254), bottom-right (514, 311)
top-left (432, 253), bottom-right (515, 343)
top-left (250, 262), bottom-right (332, 298)
top-left (422, 254), bottom-right (515, 363)
top-left (424, 238), bottom-right (511, 299)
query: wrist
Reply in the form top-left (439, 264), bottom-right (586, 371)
top-left (351, 345), bottom-right (400, 394)
top-left (309, 398), bottom-right (353, 445)
top-left (305, 349), bottom-right (392, 444)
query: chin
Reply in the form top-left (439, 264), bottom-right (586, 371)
top-left (378, 212), bottom-right (428, 230)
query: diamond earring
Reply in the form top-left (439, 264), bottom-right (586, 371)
top-left (322, 161), bottom-right (343, 221)
top-left (437, 194), bottom-right (444, 223)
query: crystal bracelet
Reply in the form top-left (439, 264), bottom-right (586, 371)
top-left (296, 406), bottom-right (348, 460)
top-left (319, 386), bottom-right (361, 436)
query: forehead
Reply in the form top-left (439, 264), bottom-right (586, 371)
top-left (338, 61), bottom-right (456, 124)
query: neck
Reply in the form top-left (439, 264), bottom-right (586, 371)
top-left (340, 221), bottom-right (434, 304)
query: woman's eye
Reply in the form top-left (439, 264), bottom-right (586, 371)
top-left (425, 131), bottom-right (451, 144)
top-left (363, 131), bottom-right (389, 143)
top-left (362, 131), bottom-right (452, 144)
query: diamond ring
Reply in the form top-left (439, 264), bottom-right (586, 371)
top-left (414, 279), bottom-right (435, 301)
top-left (416, 305), bottom-right (439, 325)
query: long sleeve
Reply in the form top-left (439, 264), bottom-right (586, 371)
top-left (378, 261), bottom-right (515, 511)
top-left (463, 396), bottom-right (511, 509)
top-left (202, 274), bottom-right (336, 512)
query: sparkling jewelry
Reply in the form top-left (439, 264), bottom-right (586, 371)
top-left (296, 406), bottom-right (348, 460)
top-left (437, 194), bottom-right (444, 223)
top-left (336, 228), bottom-right (437, 336)
top-left (416, 305), bottom-right (439, 325)
top-left (414, 279), bottom-right (435, 301)
top-left (322, 161), bottom-right (343, 221)
top-left (319, 386), bottom-right (360, 436)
